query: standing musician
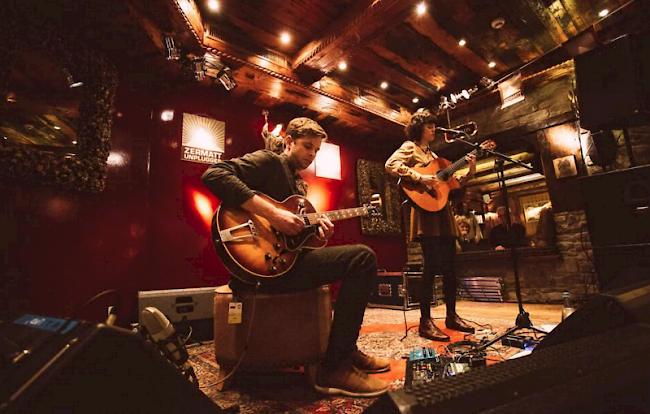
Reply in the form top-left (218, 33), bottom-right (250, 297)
top-left (385, 109), bottom-right (477, 341)
top-left (201, 117), bottom-right (391, 398)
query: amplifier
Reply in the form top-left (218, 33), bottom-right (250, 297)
top-left (368, 271), bottom-right (441, 310)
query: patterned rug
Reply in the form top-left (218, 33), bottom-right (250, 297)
top-left (188, 306), bottom-right (554, 414)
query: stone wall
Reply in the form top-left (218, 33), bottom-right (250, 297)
top-left (406, 210), bottom-right (596, 303)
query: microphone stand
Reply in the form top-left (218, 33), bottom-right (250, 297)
top-left (448, 131), bottom-right (547, 352)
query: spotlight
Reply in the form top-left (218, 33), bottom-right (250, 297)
top-left (163, 36), bottom-right (181, 60)
top-left (193, 57), bottom-right (206, 81)
top-left (598, 9), bottom-right (608, 17)
top-left (459, 39), bottom-right (467, 46)
top-left (161, 110), bottom-right (174, 122)
top-left (416, 2), bottom-right (427, 15)
top-left (412, 97), bottom-right (419, 103)
top-left (217, 67), bottom-right (236, 91)
top-left (280, 32), bottom-right (291, 44)
top-left (488, 61), bottom-right (496, 68)
top-left (338, 61), bottom-right (347, 70)
top-left (380, 81), bottom-right (388, 89)
top-left (208, 0), bottom-right (219, 11)
top-left (62, 68), bottom-right (83, 88)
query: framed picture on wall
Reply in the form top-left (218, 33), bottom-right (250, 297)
top-left (356, 159), bottom-right (402, 235)
top-left (553, 155), bottom-right (578, 179)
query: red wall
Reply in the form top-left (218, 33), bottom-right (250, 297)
top-left (0, 82), bottom-right (406, 325)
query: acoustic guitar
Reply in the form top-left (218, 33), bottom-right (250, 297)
top-left (211, 192), bottom-right (380, 284)
top-left (398, 140), bottom-right (496, 212)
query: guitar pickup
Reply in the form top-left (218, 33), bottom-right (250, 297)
top-left (217, 220), bottom-right (258, 243)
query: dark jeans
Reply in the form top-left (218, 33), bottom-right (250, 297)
top-left (229, 244), bottom-right (377, 369)
top-left (419, 236), bottom-right (457, 319)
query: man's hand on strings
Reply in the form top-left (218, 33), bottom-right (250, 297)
top-left (317, 216), bottom-right (335, 240)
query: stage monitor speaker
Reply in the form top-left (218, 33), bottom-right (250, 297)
top-left (0, 315), bottom-right (224, 414)
top-left (534, 280), bottom-right (650, 351)
top-left (365, 323), bottom-right (650, 414)
top-left (575, 31), bottom-right (650, 130)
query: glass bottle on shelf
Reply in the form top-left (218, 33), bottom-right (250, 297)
top-left (561, 291), bottom-right (576, 321)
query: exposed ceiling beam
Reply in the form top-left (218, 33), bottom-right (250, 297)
top-left (292, 0), bottom-right (421, 72)
top-left (405, 13), bottom-right (501, 77)
top-left (163, 0), bottom-right (409, 133)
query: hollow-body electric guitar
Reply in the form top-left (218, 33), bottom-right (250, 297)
top-left (398, 140), bottom-right (496, 212)
top-left (212, 192), bottom-right (380, 284)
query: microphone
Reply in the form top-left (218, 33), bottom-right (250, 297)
top-left (140, 307), bottom-right (197, 383)
top-left (435, 127), bottom-right (464, 134)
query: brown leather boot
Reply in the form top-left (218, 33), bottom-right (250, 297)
top-left (314, 362), bottom-right (389, 397)
top-left (419, 317), bottom-right (450, 341)
top-left (445, 313), bottom-right (475, 333)
top-left (349, 348), bottom-right (392, 373)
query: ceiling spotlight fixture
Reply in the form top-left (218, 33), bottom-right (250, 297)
top-left (488, 61), bottom-right (496, 68)
top-left (416, 2), bottom-right (427, 15)
top-left (450, 93), bottom-right (458, 104)
top-left (280, 32), bottom-right (291, 44)
top-left (338, 61), bottom-right (347, 70)
top-left (53, 126), bottom-right (61, 130)
top-left (199, 54), bottom-right (237, 91)
top-left (163, 36), bottom-right (181, 60)
top-left (491, 17), bottom-right (505, 29)
top-left (380, 81), bottom-right (388, 89)
top-left (62, 68), bottom-right (83, 88)
top-left (598, 9), bottom-right (609, 17)
top-left (458, 39), bottom-right (467, 47)
top-left (72, 140), bottom-right (78, 145)
top-left (412, 97), bottom-right (419, 103)
top-left (208, 0), bottom-right (220, 11)
top-left (192, 57), bottom-right (206, 81)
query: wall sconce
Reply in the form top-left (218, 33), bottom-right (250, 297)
top-left (62, 68), bottom-right (83, 88)
top-left (314, 142), bottom-right (341, 180)
top-left (163, 36), bottom-right (181, 60)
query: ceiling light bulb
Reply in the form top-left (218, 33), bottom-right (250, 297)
top-left (461, 90), bottom-right (470, 99)
top-left (488, 61), bottom-right (496, 68)
top-left (72, 141), bottom-right (78, 145)
top-left (450, 94), bottom-right (458, 103)
top-left (53, 126), bottom-right (61, 130)
top-left (280, 32), bottom-right (291, 44)
top-left (458, 39), bottom-right (467, 46)
top-left (208, 0), bottom-right (219, 11)
top-left (380, 81), bottom-right (388, 89)
top-left (598, 9), bottom-right (609, 17)
top-left (412, 97), bottom-right (419, 103)
top-left (416, 2), bottom-right (427, 15)
top-left (338, 61), bottom-right (347, 70)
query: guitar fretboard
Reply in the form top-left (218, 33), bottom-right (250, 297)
top-left (299, 207), bottom-right (369, 225)
top-left (436, 148), bottom-right (480, 180)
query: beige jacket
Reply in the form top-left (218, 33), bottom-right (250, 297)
top-left (385, 141), bottom-right (460, 241)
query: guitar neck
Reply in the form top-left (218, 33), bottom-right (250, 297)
top-left (300, 207), bottom-right (370, 224)
top-left (437, 148), bottom-right (480, 179)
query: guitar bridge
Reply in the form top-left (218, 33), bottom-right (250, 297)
top-left (217, 220), bottom-right (258, 243)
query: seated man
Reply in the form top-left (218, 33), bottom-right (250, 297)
top-left (201, 117), bottom-right (390, 398)
top-left (489, 206), bottom-right (528, 250)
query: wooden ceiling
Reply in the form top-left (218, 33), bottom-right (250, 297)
top-left (4, 0), bottom-right (648, 142)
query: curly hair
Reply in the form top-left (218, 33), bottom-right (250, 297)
top-left (404, 108), bottom-right (440, 141)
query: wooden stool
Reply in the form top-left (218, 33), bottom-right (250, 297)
top-left (213, 284), bottom-right (332, 390)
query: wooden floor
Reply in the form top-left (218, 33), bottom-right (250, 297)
top-left (364, 301), bottom-right (564, 328)
top-left (448, 301), bottom-right (563, 324)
